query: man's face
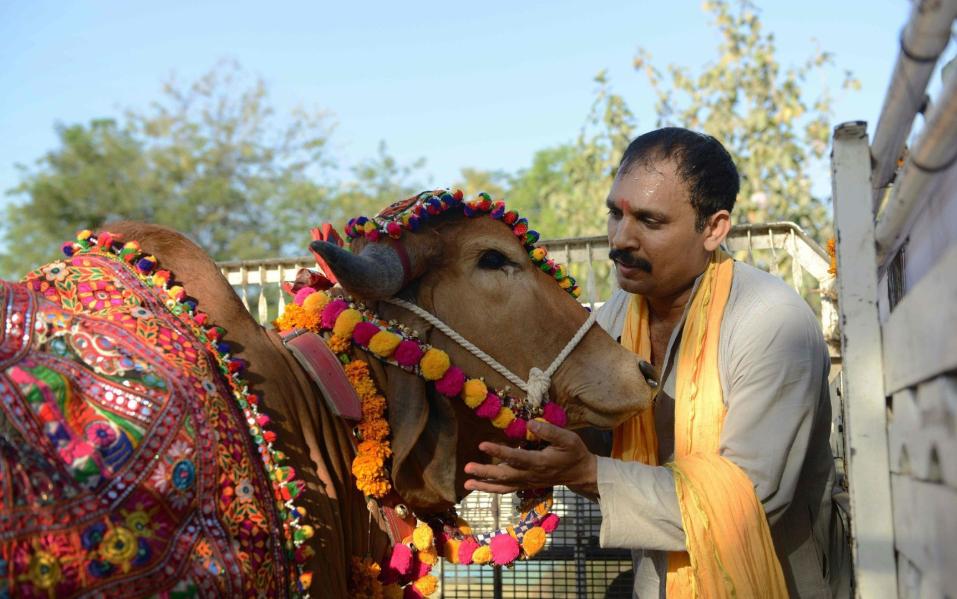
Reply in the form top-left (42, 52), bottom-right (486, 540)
top-left (606, 158), bottom-right (713, 298)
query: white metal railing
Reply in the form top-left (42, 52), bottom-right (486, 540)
top-left (218, 222), bottom-right (838, 350)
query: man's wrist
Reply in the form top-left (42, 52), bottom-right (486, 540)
top-left (569, 453), bottom-right (599, 498)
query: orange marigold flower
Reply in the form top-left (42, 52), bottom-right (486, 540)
top-left (327, 334), bottom-right (351, 354)
top-left (357, 440), bottom-right (392, 460)
top-left (357, 418), bottom-right (389, 442)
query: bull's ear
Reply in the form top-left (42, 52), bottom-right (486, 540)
top-left (385, 366), bottom-right (459, 512)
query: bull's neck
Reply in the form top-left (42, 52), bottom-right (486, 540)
top-left (252, 328), bottom-right (389, 595)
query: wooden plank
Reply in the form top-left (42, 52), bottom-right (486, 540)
top-left (891, 474), bottom-right (957, 597)
top-left (883, 243), bottom-right (957, 394)
top-left (887, 376), bottom-right (957, 486)
top-left (831, 121), bottom-right (898, 597)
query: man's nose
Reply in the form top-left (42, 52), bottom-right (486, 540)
top-left (610, 216), bottom-right (640, 250)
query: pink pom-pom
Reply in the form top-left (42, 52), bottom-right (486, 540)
top-left (352, 321), bottom-right (380, 346)
top-left (387, 543), bottom-right (413, 577)
top-left (294, 287), bottom-right (316, 306)
top-left (475, 393), bottom-right (502, 419)
top-left (434, 366), bottom-right (466, 397)
top-left (412, 558), bottom-right (432, 580)
top-left (542, 403), bottom-right (568, 428)
top-left (539, 513), bottom-right (560, 533)
top-left (458, 538), bottom-right (480, 565)
top-left (367, 229), bottom-right (381, 242)
top-left (320, 299), bottom-right (349, 329)
top-left (394, 340), bottom-right (424, 368)
top-left (504, 418), bottom-right (527, 440)
top-left (386, 221), bottom-right (403, 239)
top-left (490, 533), bottom-right (521, 565)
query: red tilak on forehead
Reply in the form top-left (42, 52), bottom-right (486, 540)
top-left (615, 196), bottom-right (628, 211)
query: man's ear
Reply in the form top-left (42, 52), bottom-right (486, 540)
top-left (703, 210), bottom-right (732, 252)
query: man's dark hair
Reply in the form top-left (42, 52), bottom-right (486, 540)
top-left (618, 127), bottom-right (740, 231)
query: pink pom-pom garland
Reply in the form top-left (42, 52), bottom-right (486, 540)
top-left (275, 187), bottom-right (587, 591)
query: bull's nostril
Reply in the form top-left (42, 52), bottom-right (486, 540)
top-left (638, 359), bottom-right (659, 389)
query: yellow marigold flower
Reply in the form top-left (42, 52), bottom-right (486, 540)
top-left (352, 454), bottom-right (384, 478)
top-left (368, 330), bottom-right (402, 357)
top-left (491, 407), bottom-right (516, 429)
top-left (345, 360), bottom-right (370, 378)
top-left (462, 378), bottom-right (488, 409)
top-left (333, 308), bottom-right (363, 337)
top-left (418, 546), bottom-right (438, 565)
top-left (412, 523), bottom-right (434, 550)
top-left (522, 526), bottom-right (546, 557)
top-left (302, 291), bottom-right (330, 314)
top-left (327, 334), bottom-right (351, 354)
top-left (420, 348), bottom-right (450, 381)
top-left (472, 545), bottom-right (491, 564)
top-left (413, 574), bottom-right (438, 596)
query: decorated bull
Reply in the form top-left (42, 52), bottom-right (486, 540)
top-left (0, 189), bottom-right (656, 597)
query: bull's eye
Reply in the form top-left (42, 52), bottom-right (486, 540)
top-left (477, 250), bottom-right (508, 270)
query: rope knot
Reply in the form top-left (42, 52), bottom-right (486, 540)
top-left (525, 367), bottom-right (551, 411)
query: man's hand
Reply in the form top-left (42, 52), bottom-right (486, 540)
top-left (464, 420), bottom-right (599, 497)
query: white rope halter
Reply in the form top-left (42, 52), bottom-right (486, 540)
top-left (383, 297), bottom-right (598, 412)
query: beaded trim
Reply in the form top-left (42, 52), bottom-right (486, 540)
top-left (344, 189), bottom-right (583, 299)
top-left (62, 230), bottom-right (314, 596)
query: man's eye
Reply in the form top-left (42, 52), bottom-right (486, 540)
top-left (607, 208), bottom-right (622, 219)
top-left (478, 250), bottom-right (508, 269)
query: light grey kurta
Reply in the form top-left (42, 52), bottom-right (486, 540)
top-left (595, 261), bottom-right (850, 598)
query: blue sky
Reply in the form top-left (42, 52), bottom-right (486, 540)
top-left (0, 0), bottom-right (943, 224)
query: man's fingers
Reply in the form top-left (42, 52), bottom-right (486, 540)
top-left (528, 419), bottom-right (576, 445)
top-left (463, 479), bottom-right (520, 494)
top-left (477, 442), bottom-right (538, 470)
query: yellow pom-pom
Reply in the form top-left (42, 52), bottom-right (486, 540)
top-left (526, 417), bottom-right (548, 441)
top-left (302, 291), bottom-right (330, 314)
top-left (456, 518), bottom-right (472, 536)
top-left (522, 526), bottom-right (546, 557)
top-left (531, 247), bottom-right (547, 261)
top-left (77, 229), bottom-right (93, 241)
top-left (462, 378), bottom-right (488, 408)
top-left (363, 221), bottom-right (377, 233)
top-left (559, 277), bottom-right (572, 289)
top-left (472, 545), bottom-right (492, 564)
top-left (443, 538), bottom-right (461, 564)
top-left (418, 546), bottom-right (438, 565)
top-left (383, 583), bottom-right (404, 599)
top-left (491, 407), bottom-right (516, 429)
top-left (571, 286), bottom-right (582, 298)
top-left (420, 348), bottom-right (450, 381)
top-left (332, 308), bottom-right (363, 337)
top-left (413, 574), bottom-right (438, 596)
top-left (412, 523), bottom-right (434, 550)
top-left (368, 330), bottom-right (401, 357)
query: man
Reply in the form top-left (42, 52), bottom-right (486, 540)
top-left (465, 128), bottom-right (849, 597)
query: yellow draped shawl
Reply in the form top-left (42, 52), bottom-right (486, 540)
top-left (611, 251), bottom-right (787, 598)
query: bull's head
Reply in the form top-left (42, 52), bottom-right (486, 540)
top-left (311, 200), bottom-right (655, 512)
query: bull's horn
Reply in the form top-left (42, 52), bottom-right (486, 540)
top-left (310, 240), bottom-right (405, 299)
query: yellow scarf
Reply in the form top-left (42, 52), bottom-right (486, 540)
top-left (611, 251), bottom-right (787, 598)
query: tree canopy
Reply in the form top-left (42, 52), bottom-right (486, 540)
top-left (3, 1), bottom-right (857, 277)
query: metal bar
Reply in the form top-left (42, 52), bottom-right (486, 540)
top-left (831, 121), bottom-right (898, 598)
top-left (870, 0), bottom-right (957, 211)
top-left (875, 68), bottom-right (957, 265)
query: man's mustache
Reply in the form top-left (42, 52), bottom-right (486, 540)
top-left (609, 249), bottom-right (652, 273)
